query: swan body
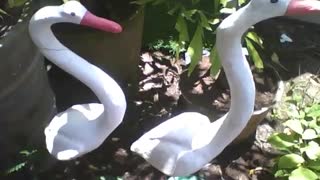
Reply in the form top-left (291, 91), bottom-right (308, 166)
top-left (29, 1), bottom-right (126, 160)
top-left (131, 0), bottom-right (320, 176)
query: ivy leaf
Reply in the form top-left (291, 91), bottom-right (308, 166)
top-left (284, 119), bottom-right (304, 135)
top-left (302, 129), bottom-right (318, 140)
top-left (209, 46), bottom-right (221, 77)
top-left (289, 167), bottom-right (318, 180)
top-left (278, 154), bottom-right (305, 169)
top-left (187, 24), bottom-right (203, 76)
top-left (304, 141), bottom-right (320, 160)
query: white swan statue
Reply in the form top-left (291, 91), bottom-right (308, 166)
top-left (131, 0), bottom-right (320, 176)
top-left (29, 1), bottom-right (127, 160)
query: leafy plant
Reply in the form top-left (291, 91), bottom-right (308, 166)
top-left (0, 0), bottom-right (28, 16)
top-left (134, 0), bottom-right (265, 76)
top-left (6, 149), bottom-right (38, 174)
top-left (268, 78), bottom-right (320, 180)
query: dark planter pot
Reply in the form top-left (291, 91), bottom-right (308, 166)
top-left (0, 1), bottom-right (55, 169)
top-left (52, 9), bottom-right (144, 86)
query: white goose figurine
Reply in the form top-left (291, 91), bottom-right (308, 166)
top-left (29, 1), bottom-right (126, 160)
top-left (131, 0), bottom-right (320, 176)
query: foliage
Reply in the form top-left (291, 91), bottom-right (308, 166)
top-left (0, 0), bottom-right (28, 16)
top-left (135, 0), bottom-right (265, 76)
top-left (6, 149), bottom-right (38, 174)
top-left (268, 77), bottom-right (320, 180)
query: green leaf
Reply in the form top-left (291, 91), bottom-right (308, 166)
top-left (289, 167), bottom-right (318, 180)
top-left (284, 119), bottom-right (304, 135)
top-left (198, 11), bottom-right (212, 31)
top-left (246, 31), bottom-right (264, 47)
top-left (152, 0), bottom-right (166, 5)
top-left (6, 161), bottom-right (27, 174)
top-left (306, 104), bottom-right (320, 118)
top-left (302, 129), bottom-right (318, 140)
top-left (308, 120), bottom-right (320, 134)
top-left (268, 133), bottom-right (296, 151)
top-left (132, 0), bottom-right (154, 5)
top-left (278, 154), bottom-right (305, 169)
top-left (209, 46), bottom-right (221, 77)
top-left (191, 0), bottom-right (200, 4)
top-left (187, 24), bottom-right (203, 76)
top-left (274, 169), bottom-right (290, 177)
top-left (304, 141), bottom-right (320, 160)
top-left (245, 37), bottom-right (264, 70)
top-left (213, 0), bottom-right (220, 13)
top-left (182, 9), bottom-right (197, 21)
top-left (175, 15), bottom-right (189, 42)
top-left (307, 160), bottom-right (320, 171)
top-left (8, 0), bottom-right (27, 8)
top-left (0, 8), bottom-right (9, 16)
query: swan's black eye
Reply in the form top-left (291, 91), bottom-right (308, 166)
top-left (70, 12), bottom-right (76, 16)
top-left (270, 0), bottom-right (278, 3)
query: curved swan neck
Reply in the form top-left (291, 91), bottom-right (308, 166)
top-left (29, 17), bottom-right (126, 128)
top-left (204, 3), bottom-right (259, 152)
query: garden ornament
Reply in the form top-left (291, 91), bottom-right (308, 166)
top-left (29, 1), bottom-right (126, 160)
top-left (131, 0), bottom-right (320, 176)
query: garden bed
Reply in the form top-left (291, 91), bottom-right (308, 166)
top-left (5, 16), bottom-right (320, 180)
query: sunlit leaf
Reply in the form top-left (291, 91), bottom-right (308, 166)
top-left (284, 119), bottom-right (304, 135)
top-left (182, 9), bottom-right (197, 21)
top-left (245, 37), bottom-right (264, 70)
top-left (278, 154), bottom-right (305, 169)
top-left (268, 133), bottom-right (296, 151)
top-left (246, 31), bottom-right (263, 47)
top-left (289, 167), bottom-right (318, 180)
top-left (304, 141), bottom-right (320, 160)
top-left (302, 129), bottom-right (318, 140)
top-left (187, 24), bottom-right (203, 76)
top-left (198, 11), bottom-right (212, 31)
top-left (6, 161), bottom-right (27, 174)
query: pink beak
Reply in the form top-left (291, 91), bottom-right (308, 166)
top-left (286, 0), bottom-right (320, 15)
top-left (80, 11), bottom-right (122, 33)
